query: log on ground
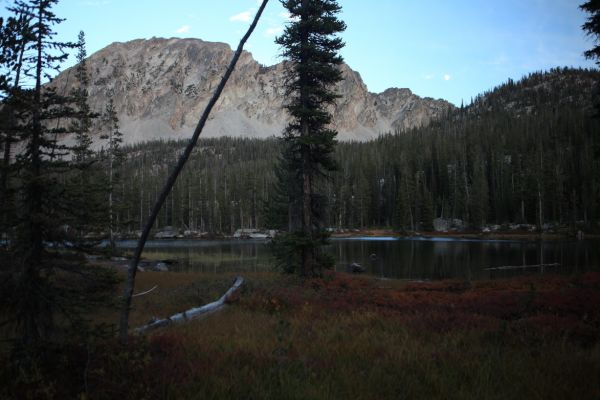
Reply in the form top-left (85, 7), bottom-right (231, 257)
top-left (134, 276), bottom-right (244, 334)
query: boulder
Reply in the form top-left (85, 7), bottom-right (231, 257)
top-left (347, 262), bottom-right (366, 274)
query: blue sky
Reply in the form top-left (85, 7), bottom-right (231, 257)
top-left (1, 0), bottom-right (596, 105)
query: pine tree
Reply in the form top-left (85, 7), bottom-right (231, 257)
top-left (0, 5), bottom-right (33, 235)
top-left (63, 29), bottom-right (108, 246)
top-left (1, 0), bottom-right (117, 347)
top-left (582, 1), bottom-right (600, 115)
top-left (421, 186), bottom-right (435, 232)
top-left (580, 1), bottom-right (600, 225)
top-left (272, 0), bottom-right (346, 277)
top-left (581, 1), bottom-right (600, 64)
top-left (263, 148), bottom-right (296, 231)
top-left (101, 97), bottom-right (124, 248)
top-left (393, 177), bottom-right (411, 231)
top-left (469, 155), bottom-right (489, 228)
top-left (71, 30), bottom-right (93, 162)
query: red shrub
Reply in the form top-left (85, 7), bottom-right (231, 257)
top-left (513, 314), bottom-right (599, 343)
top-left (405, 279), bottom-right (471, 293)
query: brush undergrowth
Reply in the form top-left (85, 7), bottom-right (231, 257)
top-left (2, 272), bottom-right (599, 399)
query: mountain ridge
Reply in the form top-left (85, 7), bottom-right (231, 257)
top-left (50, 37), bottom-right (454, 144)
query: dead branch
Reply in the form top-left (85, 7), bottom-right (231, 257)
top-left (132, 285), bottom-right (158, 298)
top-left (118, 0), bottom-right (269, 343)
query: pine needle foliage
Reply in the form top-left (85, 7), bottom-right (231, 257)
top-left (272, 0), bottom-right (346, 277)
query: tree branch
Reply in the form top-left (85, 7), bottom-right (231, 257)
top-left (118, 0), bottom-right (269, 343)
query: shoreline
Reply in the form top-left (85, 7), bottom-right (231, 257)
top-left (331, 229), bottom-right (600, 241)
top-left (105, 228), bottom-right (600, 243)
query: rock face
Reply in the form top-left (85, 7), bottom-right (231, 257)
top-left (52, 37), bottom-right (454, 144)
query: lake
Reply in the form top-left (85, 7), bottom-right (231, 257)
top-left (117, 237), bottom-right (600, 280)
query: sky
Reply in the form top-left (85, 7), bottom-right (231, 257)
top-left (0, 0), bottom-right (597, 105)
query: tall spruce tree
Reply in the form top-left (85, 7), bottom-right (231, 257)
top-left (581, 0), bottom-right (600, 115)
top-left (71, 30), bottom-right (93, 162)
top-left (581, 1), bottom-right (600, 64)
top-left (8, 0), bottom-right (76, 345)
top-left (0, 0), bottom-right (117, 347)
top-left (65, 29), bottom-right (106, 245)
top-left (272, 0), bottom-right (346, 276)
top-left (101, 97), bottom-right (124, 248)
top-left (580, 0), bottom-right (600, 224)
top-left (0, 4), bottom-right (32, 236)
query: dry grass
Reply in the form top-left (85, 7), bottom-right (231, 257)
top-left (111, 271), bottom-right (600, 399)
top-left (2, 271), bottom-right (600, 399)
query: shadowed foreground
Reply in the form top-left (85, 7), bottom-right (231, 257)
top-left (2, 271), bottom-right (599, 399)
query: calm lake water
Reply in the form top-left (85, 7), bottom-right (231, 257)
top-left (117, 237), bottom-right (600, 280)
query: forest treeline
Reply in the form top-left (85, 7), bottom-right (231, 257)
top-left (108, 67), bottom-right (600, 236)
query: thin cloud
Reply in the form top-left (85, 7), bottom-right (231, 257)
top-left (230, 10), bottom-right (253, 23)
top-left (265, 26), bottom-right (284, 37)
top-left (443, 74), bottom-right (451, 81)
top-left (176, 25), bottom-right (191, 34)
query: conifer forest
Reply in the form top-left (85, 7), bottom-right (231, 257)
top-left (111, 68), bottom-right (600, 236)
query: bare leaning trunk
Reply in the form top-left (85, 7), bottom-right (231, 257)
top-left (118, 0), bottom-right (269, 343)
top-left (139, 155), bottom-right (144, 231)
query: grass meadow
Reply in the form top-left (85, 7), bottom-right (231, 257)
top-left (2, 270), bottom-right (599, 399)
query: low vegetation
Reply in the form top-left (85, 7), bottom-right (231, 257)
top-left (2, 270), bottom-right (598, 399)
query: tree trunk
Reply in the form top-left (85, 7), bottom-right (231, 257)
top-left (109, 130), bottom-right (115, 248)
top-left (119, 0), bottom-right (269, 343)
top-left (21, 3), bottom-right (46, 345)
top-left (0, 128), bottom-right (12, 230)
top-left (299, 0), bottom-right (314, 276)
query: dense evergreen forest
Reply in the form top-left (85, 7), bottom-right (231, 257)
top-left (109, 67), bottom-right (600, 236)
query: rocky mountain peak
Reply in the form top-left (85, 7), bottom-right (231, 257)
top-left (51, 37), bottom-right (454, 144)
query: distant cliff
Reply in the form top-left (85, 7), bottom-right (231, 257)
top-left (50, 37), bottom-right (454, 144)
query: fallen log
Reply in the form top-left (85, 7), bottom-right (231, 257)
top-left (484, 263), bottom-right (560, 271)
top-left (134, 276), bottom-right (244, 335)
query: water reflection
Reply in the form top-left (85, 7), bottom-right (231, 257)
top-left (117, 237), bottom-right (600, 280)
